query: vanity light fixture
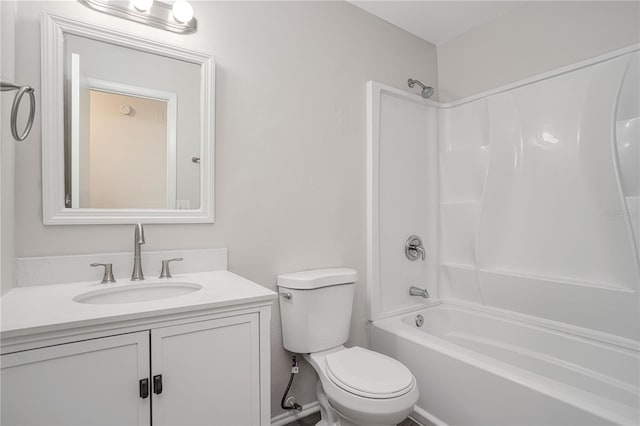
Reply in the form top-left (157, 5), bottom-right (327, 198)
top-left (132, 0), bottom-right (154, 12)
top-left (172, 0), bottom-right (194, 23)
top-left (77, 0), bottom-right (197, 34)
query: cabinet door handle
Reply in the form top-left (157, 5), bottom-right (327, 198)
top-left (139, 378), bottom-right (149, 399)
top-left (153, 374), bottom-right (163, 395)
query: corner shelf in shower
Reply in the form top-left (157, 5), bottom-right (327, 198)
top-left (440, 200), bottom-right (482, 206)
top-left (441, 263), bottom-right (476, 271)
top-left (477, 268), bottom-right (635, 293)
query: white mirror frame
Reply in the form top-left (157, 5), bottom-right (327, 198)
top-left (41, 12), bottom-right (214, 224)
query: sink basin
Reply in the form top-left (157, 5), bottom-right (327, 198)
top-left (73, 282), bottom-right (202, 304)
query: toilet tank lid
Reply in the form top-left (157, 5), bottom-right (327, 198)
top-left (277, 268), bottom-right (357, 290)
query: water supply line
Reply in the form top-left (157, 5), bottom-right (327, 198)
top-left (280, 355), bottom-right (303, 412)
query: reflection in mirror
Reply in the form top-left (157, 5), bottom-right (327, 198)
top-left (64, 33), bottom-right (200, 210)
top-left (42, 12), bottom-right (214, 224)
top-left (81, 90), bottom-right (172, 208)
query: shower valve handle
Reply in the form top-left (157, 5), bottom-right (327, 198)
top-left (405, 235), bottom-right (425, 261)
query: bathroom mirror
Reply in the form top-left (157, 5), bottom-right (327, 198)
top-left (41, 12), bottom-right (214, 224)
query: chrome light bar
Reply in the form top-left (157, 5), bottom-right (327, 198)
top-left (77, 0), bottom-right (197, 34)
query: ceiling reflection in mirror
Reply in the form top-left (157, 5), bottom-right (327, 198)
top-left (63, 33), bottom-right (201, 210)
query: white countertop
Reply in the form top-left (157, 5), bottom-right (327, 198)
top-left (1, 271), bottom-right (277, 340)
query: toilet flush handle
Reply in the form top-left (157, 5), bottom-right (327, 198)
top-left (279, 292), bottom-right (292, 300)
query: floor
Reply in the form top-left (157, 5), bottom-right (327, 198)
top-left (285, 411), bottom-right (420, 426)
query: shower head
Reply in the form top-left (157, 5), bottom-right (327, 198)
top-left (422, 86), bottom-right (435, 98)
top-left (407, 78), bottom-right (435, 99)
top-left (420, 86), bottom-right (435, 99)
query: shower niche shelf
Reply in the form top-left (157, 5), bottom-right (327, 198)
top-left (441, 263), bottom-right (476, 271)
top-left (440, 200), bottom-right (481, 206)
top-left (477, 268), bottom-right (635, 292)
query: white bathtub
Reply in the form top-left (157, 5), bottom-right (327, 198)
top-left (370, 303), bottom-right (639, 426)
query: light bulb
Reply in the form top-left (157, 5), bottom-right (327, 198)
top-left (132, 0), bottom-right (153, 12)
top-left (172, 0), bottom-right (193, 23)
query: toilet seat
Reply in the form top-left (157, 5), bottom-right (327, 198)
top-left (325, 347), bottom-right (415, 399)
top-left (305, 346), bottom-right (419, 426)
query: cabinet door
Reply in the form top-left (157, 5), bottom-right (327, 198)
top-left (151, 313), bottom-right (261, 426)
top-left (1, 332), bottom-right (150, 426)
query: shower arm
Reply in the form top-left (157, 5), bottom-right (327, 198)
top-left (407, 78), bottom-right (427, 91)
top-left (407, 78), bottom-right (435, 99)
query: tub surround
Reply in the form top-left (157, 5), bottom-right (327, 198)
top-left (366, 81), bottom-right (439, 321)
top-left (369, 46), bottom-right (640, 337)
top-left (367, 46), bottom-right (640, 425)
top-left (439, 47), bottom-right (640, 340)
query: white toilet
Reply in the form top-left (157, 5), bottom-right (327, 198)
top-left (277, 268), bottom-right (419, 426)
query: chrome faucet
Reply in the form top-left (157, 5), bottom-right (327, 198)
top-left (409, 286), bottom-right (429, 299)
top-left (131, 223), bottom-right (145, 281)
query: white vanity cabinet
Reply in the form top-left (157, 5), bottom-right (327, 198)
top-left (1, 308), bottom-right (271, 426)
top-left (1, 332), bottom-right (151, 426)
top-left (151, 313), bottom-right (261, 426)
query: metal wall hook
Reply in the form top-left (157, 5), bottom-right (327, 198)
top-left (1, 81), bottom-right (36, 142)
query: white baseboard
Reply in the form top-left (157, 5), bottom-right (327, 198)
top-left (271, 401), bottom-right (321, 426)
top-left (411, 405), bottom-right (447, 426)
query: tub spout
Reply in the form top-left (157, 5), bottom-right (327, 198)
top-left (409, 286), bottom-right (429, 299)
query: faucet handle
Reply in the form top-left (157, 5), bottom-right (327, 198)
top-left (159, 258), bottom-right (183, 279)
top-left (405, 235), bottom-right (426, 261)
top-left (91, 263), bottom-right (116, 284)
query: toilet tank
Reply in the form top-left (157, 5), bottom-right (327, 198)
top-left (277, 268), bottom-right (357, 354)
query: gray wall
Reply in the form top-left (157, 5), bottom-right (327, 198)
top-left (1, 0), bottom-right (17, 297)
top-left (437, 1), bottom-right (640, 102)
top-left (12, 1), bottom-right (437, 416)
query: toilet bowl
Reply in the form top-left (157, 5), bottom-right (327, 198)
top-left (304, 346), bottom-right (419, 426)
top-left (277, 268), bottom-right (419, 426)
